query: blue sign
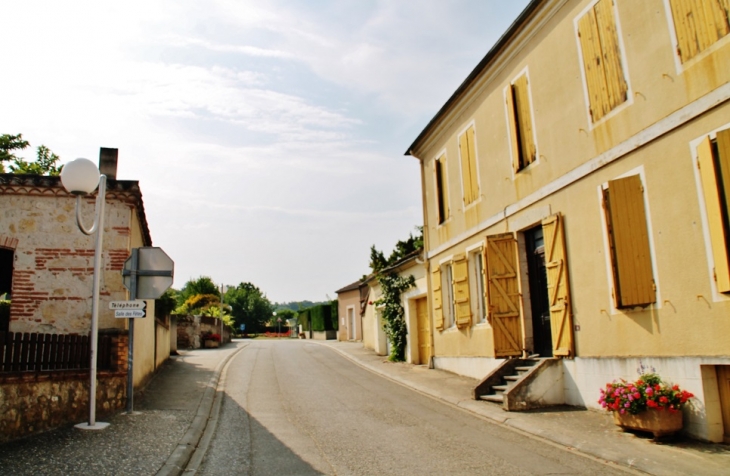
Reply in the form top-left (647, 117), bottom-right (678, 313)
top-left (240, 324), bottom-right (246, 331)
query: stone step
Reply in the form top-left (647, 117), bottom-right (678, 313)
top-left (504, 375), bottom-right (520, 382)
top-left (480, 394), bottom-right (504, 403)
top-left (492, 384), bottom-right (508, 392)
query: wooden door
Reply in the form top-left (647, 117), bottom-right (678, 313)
top-left (718, 365), bottom-right (730, 444)
top-left (485, 233), bottom-right (523, 357)
top-left (542, 213), bottom-right (574, 357)
top-left (415, 297), bottom-right (431, 365)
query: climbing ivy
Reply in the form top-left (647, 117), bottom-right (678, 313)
top-left (375, 272), bottom-right (415, 362)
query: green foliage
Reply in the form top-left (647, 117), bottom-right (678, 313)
top-left (298, 309), bottom-right (310, 331)
top-left (298, 302), bottom-right (338, 332)
top-left (177, 276), bottom-right (220, 307)
top-left (376, 273), bottom-right (415, 362)
top-left (272, 308), bottom-right (297, 325)
top-left (274, 300), bottom-right (325, 311)
top-left (225, 282), bottom-right (273, 334)
top-left (1, 134), bottom-right (61, 175)
top-left (368, 226), bottom-right (423, 273)
top-left (155, 288), bottom-right (178, 318)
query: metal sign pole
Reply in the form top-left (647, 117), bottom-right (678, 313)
top-left (126, 248), bottom-right (138, 414)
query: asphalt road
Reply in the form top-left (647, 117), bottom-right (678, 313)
top-left (198, 340), bottom-right (629, 476)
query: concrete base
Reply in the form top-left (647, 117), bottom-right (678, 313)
top-left (75, 421), bottom-right (110, 431)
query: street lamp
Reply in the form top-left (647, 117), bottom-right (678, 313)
top-left (61, 158), bottom-right (110, 431)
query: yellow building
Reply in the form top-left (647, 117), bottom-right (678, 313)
top-left (406, 0), bottom-right (730, 442)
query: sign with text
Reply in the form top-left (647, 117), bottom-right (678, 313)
top-left (109, 300), bottom-right (147, 311)
top-left (115, 309), bottom-right (146, 318)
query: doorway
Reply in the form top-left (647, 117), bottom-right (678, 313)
top-left (347, 307), bottom-right (356, 340)
top-left (415, 297), bottom-right (431, 365)
top-left (718, 365), bottom-right (730, 444)
top-left (525, 226), bottom-right (552, 357)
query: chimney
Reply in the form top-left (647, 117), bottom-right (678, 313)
top-left (99, 148), bottom-right (118, 180)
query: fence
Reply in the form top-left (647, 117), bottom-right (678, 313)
top-left (0, 331), bottom-right (112, 373)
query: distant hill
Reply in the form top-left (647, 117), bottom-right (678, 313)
top-left (274, 300), bottom-right (328, 312)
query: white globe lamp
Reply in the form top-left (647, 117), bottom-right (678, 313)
top-left (61, 158), bottom-right (101, 195)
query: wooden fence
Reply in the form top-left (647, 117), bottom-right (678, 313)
top-left (0, 331), bottom-right (112, 373)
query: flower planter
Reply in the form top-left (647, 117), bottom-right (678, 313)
top-left (204, 340), bottom-right (219, 348)
top-left (613, 408), bottom-right (683, 438)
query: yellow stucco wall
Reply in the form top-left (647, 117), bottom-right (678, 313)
top-left (414, 0), bottom-right (730, 359)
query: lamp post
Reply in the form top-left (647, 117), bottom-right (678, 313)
top-left (61, 158), bottom-right (110, 431)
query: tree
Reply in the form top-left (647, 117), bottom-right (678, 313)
top-left (176, 276), bottom-right (220, 307)
top-left (0, 133), bottom-right (61, 175)
top-left (225, 282), bottom-right (273, 334)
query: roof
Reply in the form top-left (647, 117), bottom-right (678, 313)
top-left (405, 0), bottom-right (543, 156)
top-left (0, 173), bottom-right (153, 246)
top-left (335, 280), bottom-right (364, 294)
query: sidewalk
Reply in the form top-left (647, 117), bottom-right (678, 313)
top-left (318, 340), bottom-right (730, 476)
top-left (0, 342), bottom-right (246, 476)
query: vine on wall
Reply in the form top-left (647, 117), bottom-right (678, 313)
top-left (375, 272), bottom-right (415, 362)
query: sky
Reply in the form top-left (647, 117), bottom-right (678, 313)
top-left (1, 0), bottom-right (530, 303)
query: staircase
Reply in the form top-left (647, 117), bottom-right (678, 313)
top-left (473, 356), bottom-right (562, 411)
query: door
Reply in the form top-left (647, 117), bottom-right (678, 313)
top-left (485, 233), bottom-right (523, 357)
top-left (348, 307), bottom-right (356, 340)
top-left (718, 365), bottom-right (730, 444)
top-left (416, 297), bottom-right (431, 365)
top-left (525, 226), bottom-right (552, 357)
top-left (542, 213), bottom-right (574, 357)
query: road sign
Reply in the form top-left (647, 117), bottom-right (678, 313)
top-left (122, 247), bottom-right (174, 299)
top-left (115, 309), bottom-right (146, 318)
top-left (109, 300), bottom-right (146, 310)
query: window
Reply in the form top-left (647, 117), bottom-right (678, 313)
top-left (506, 73), bottom-right (536, 172)
top-left (458, 125), bottom-right (479, 206)
top-left (602, 174), bottom-right (656, 308)
top-left (469, 248), bottom-right (487, 324)
top-left (0, 248), bottom-right (13, 332)
top-left (668, 0), bottom-right (730, 63)
top-left (434, 155), bottom-right (449, 224)
top-left (577, 0), bottom-right (629, 122)
top-left (697, 128), bottom-right (730, 293)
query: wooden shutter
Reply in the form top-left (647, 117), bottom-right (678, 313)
top-left (669, 0), bottom-right (730, 63)
top-left (697, 134), bottom-right (730, 292)
top-left (542, 213), bottom-right (574, 357)
top-left (604, 175), bottom-right (656, 308)
top-left (485, 233), bottom-right (522, 357)
top-left (513, 75), bottom-right (536, 168)
top-left (466, 126), bottom-right (479, 202)
top-left (505, 86), bottom-right (521, 173)
top-left (459, 132), bottom-right (474, 205)
top-left (577, 0), bottom-right (628, 122)
top-left (452, 254), bottom-right (471, 328)
top-left (432, 267), bottom-right (444, 330)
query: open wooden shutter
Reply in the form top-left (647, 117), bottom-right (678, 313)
top-left (485, 233), bottom-right (522, 357)
top-left (697, 134), bottom-right (730, 292)
top-left (432, 267), bottom-right (444, 330)
top-left (459, 132), bottom-right (474, 205)
top-left (452, 254), bottom-right (471, 328)
top-left (542, 213), bottom-right (574, 357)
top-left (505, 86), bottom-right (521, 173)
top-left (605, 175), bottom-right (656, 308)
top-left (513, 75), bottom-right (536, 167)
top-left (594, 0), bottom-right (628, 113)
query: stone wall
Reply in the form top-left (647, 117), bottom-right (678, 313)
top-left (176, 315), bottom-right (231, 349)
top-left (0, 370), bottom-right (127, 443)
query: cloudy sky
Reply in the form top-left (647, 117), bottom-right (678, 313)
top-left (2, 0), bottom-right (530, 303)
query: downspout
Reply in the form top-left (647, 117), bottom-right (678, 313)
top-left (408, 149), bottom-right (436, 369)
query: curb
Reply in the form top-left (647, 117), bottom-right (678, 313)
top-left (155, 344), bottom-right (248, 476)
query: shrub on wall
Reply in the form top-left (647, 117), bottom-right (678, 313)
top-left (298, 309), bottom-right (310, 331)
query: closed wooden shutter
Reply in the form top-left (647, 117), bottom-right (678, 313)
top-left (669, 0), bottom-right (730, 63)
top-left (604, 175), bottom-right (656, 308)
top-left (577, 0), bottom-right (628, 122)
top-left (485, 233), bottom-right (522, 357)
top-left (432, 267), bottom-right (444, 330)
top-left (697, 133), bottom-right (730, 292)
top-left (513, 75), bottom-right (536, 168)
top-left (505, 85), bottom-right (521, 173)
top-left (459, 126), bottom-right (479, 205)
top-left (542, 213), bottom-right (574, 357)
top-left (452, 254), bottom-right (472, 328)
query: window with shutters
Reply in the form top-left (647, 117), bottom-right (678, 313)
top-left (667, 0), bottom-right (730, 64)
top-left (505, 73), bottom-right (537, 172)
top-left (434, 154), bottom-right (449, 225)
top-left (441, 263), bottom-right (456, 329)
top-left (696, 128), bottom-right (730, 293)
top-left (602, 174), bottom-right (657, 308)
top-left (468, 248), bottom-right (487, 324)
top-left (576, 0), bottom-right (629, 123)
top-left (458, 125), bottom-right (480, 206)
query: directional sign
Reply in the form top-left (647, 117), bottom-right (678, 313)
top-left (122, 247), bottom-right (174, 299)
top-left (115, 309), bottom-right (146, 318)
top-left (109, 300), bottom-right (146, 310)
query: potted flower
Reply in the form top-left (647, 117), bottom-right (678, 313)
top-left (203, 332), bottom-right (221, 348)
top-left (599, 373), bottom-right (693, 438)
